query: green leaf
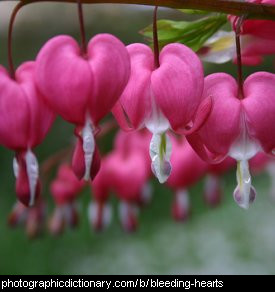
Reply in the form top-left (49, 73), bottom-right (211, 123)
top-left (178, 9), bottom-right (211, 15)
top-left (140, 14), bottom-right (227, 52)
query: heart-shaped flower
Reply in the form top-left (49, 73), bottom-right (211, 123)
top-left (112, 43), bottom-right (208, 183)
top-left (189, 72), bottom-right (275, 209)
top-left (0, 62), bottom-right (55, 206)
top-left (36, 34), bottom-right (130, 181)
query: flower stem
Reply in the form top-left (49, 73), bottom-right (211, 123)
top-left (153, 6), bottom-right (160, 68)
top-left (8, 2), bottom-right (25, 79)
top-left (77, 0), bottom-right (87, 55)
top-left (235, 15), bottom-right (246, 100)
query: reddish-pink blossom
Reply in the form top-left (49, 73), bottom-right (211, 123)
top-left (36, 34), bottom-right (130, 181)
top-left (0, 62), bottom-right (55, 206)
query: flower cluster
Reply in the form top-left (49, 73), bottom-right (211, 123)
top-left (1, 0), bottom-right (275, 237)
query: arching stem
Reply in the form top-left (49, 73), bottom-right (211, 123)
top-left (8, 2), bottom-right (25, 79)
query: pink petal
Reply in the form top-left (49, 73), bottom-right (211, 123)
top-left (87, 34), bottom-right (131, 125)
top-left (243, 72), bottom-right (275, 153)
top-left (107, 151), bottom-right (148, 201)
top-left (0, 67), bottom-right (29, 150)
top-left (178, 95), bottom-right (213, 135)
top-left (36, 35), bottom-right (93, 125)
top-left (91, 156), bottom-right (111, 202)
top-left (167, 136), bottom-right (207, 189)
top-left (16, 61), bottom-right (55, 147)
top-left (112, 43), bottom-right (153, 129)
top-left (151, 43), bottom-right (204, 131)
top-left (208, 157), bottom-right (235, 175)
top-left (198, 73), bottom-right (241, 156)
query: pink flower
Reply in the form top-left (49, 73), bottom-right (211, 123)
top-left (233, 0), bottom-right (275, 40)
top-left (36, 34), bottom-right (130, 181)
top-left (51, 164), bottom-right (85, 205)
top-left (189, 72), bottom-right (275, 209)
top-left (49, 163), bottom-right (85, 235)
top-left (0, 62), bottom-right (55, 206)
top-left (89, 157), bottom-right (112, 232)
top-left (200, 1), bottom-right (275, 65)
top-left (114, 129), bottom-right (152, 179)
top-left (90, 130), bottom-right (151, 232)
top-left (167, 135), bottom-right (207, 221)
top-left (232, 0), bottom-right (275, 65)
top-left (113, 43), bottom-right (208, 183)
top-left (8, 199), bottom-right (45, 238)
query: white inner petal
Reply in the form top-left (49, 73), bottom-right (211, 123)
top-left (13, 157), bottom-right (19, 178)
top-left (118, 201), bottom-right (138, 229)
top-left (25, 149), bottom-right (39, 207)
top-left (229, 114), bottom-right (260, 161)
top-left (235, 160), bottom-right (254, 209)
top-left (88, 201), bottom-right (112, 229)
top-left (150, 133), bottom-right (172, 183)
top-left (145, 90), bottom-right (170, 134)
top-left (82, 118), bottom-right (95, 181)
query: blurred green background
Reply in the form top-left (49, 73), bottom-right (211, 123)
top-left (0, 3), bottom-right (275, 275)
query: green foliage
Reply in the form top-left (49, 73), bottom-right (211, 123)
top-left (178, 9), bottom-right (211, 15)
top-left (141, 14), bottom-right (227, 52)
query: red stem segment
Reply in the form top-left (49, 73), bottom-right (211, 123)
top-left (153, 6), bottom-right (160, 68)
top-left (77, 0), bottom-right (87, 54)
top-left (8, 2), bottom-right (25, 79)
top-left (235, 15), bottom-right (246, 100)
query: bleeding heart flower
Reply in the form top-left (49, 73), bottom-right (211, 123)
top-left (188, 72), bottom-right (275, 209)
top-left (199, 31), bottom-right (275, 66)
top-left (36, 34), bottom-right (130, 181)
top-left (89, 157), bottom-right (112, 232)
top-left (167, 135), bottom-right (207, 221)
top-left (0, 62), bottom-right (55, 206)
top-left (200, 0), bottom-right (275, 65)
top-left (114, 129), bottom-right (152, 178)
top-left (49, 163), bottom-right (85, 235)
top-left (112, 43), bottom-right (208, 183)
top-left (109, 148), bottom-right (149, 232)
top-left (90, 130), bottom-right (151, 232)
top-left (50, 163), bottom-right (85, 205)
top-left (8, 199), bottom-right (45, 238)
top-left (231, 0), bottom-right (275, 40)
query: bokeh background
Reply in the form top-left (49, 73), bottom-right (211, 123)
top-left (0, 2), bottom-right (275, 275)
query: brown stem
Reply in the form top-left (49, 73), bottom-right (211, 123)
top-left (76, 0), bottom-right (87, 54)
top-left (235, 15), bottom-right (246, 100)
top-left (8, 2), bottom-right (25, 79)
top-left (153, 6), bottom-right (160, 68)
top-left (7, 0), bottom-right (275, 21)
